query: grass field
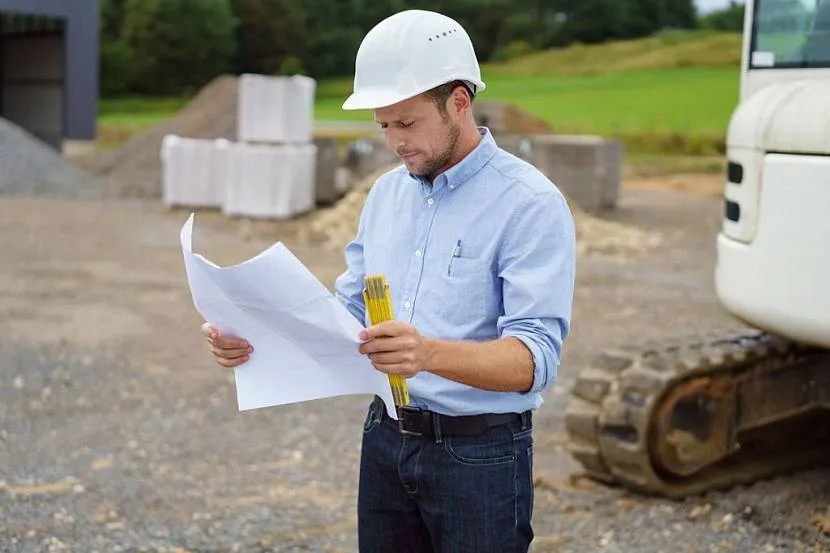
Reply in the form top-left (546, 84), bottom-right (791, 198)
top-left (97, 30), bottom-right (744, 156)
top-left (316, 67), bottom-right (738, 130)
top-left (97, 96), bottom-right (190, 128)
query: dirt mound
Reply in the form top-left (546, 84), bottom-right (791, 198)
top-left (90, 75), bottom-right (239, 197)
top-left (474, 101), bottom-right (551, 135)
top-left (306, 165), bottom-right (661, 258)
top-left (0, 118), bottom-right (100, 198)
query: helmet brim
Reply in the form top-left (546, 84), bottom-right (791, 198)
top-left (341, 88), bottom-right (409, 111)
top-left (342, 79), bottom-right (486, 111)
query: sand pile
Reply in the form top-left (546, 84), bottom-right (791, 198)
top-left (90, 75), bottom-right (239, 197)
top-left (569, 203), bottom-right (663, 256)
top-left (0, 118), bottom-right (100, 198)
top-left (306, 165), bottom-right (662, 258)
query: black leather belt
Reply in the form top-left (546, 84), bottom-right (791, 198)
top-left (375, 398), bottom-right (526, 437)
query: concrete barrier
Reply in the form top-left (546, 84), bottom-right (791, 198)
top-left (313, 137), bottom-right (341, 205)
top-left (344, 138), bottom-right (400, 180)
top-left (497, 134), bottom-right (623, 213)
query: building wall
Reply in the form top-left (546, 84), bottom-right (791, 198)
top-left (0, 0), bottom-right (98, 144)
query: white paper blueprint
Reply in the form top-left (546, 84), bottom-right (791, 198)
top-left (179, 213), bottom-right (397, 419)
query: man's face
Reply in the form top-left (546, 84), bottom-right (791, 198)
top-left (374, 93), bottom-right (461, 181)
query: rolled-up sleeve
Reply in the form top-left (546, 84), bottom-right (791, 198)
top-left (497, 190), bottom-right (576, 393)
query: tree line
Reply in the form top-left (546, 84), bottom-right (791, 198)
top-left (100, 0), bottom-right (745, 97)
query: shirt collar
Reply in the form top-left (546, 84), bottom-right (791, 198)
top-left (410, 126), bottom-right (498, 195)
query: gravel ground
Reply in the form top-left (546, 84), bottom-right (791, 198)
top-left (1, 179), bottom-right (830, 553)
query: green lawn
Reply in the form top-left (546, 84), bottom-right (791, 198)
top-left (99, 67), bottom-right (740, 134)
top-left (315, 67), bottom-right (740, 154)
top-left (483, 66), bottom-right (739, 135)
top-left (97, 96), bottom-right (190, 128)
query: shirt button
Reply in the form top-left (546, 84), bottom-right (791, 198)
top-left (404, 300), bottom-right (412, 310)
top-left (415, 249), bottom-right (422, 257)
top-left (426, 198), bottom-right (434, 206)
top-left (449, 184), bottom-right (455, 190)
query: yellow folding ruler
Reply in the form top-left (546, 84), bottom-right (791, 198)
top-left (363, 274), bottom-right (410, 407)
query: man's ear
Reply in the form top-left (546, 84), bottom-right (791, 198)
top-left (450, 85), bottom-right (472, 115)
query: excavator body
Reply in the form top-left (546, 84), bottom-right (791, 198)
top-left (565, 0), bottom-right (830, 497)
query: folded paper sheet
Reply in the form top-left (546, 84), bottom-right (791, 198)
top-left (179, 213), bottom-right (397, 419)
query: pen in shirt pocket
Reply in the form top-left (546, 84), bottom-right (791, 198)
top-left (448, 239), bottom-right (462, 276)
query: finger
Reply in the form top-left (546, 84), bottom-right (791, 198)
top-left (201, 322), bottom-right (216, 339)
top-left (200, 324), bottom-right (250, 349)
top-left (368, 352), bottom-right (405, 365)
top-left (360, 336), bottom-right (410, 355)
top-left (371, 362), bottom-right (406, 375)
top-left (212, 345), bottom-right (253, 360)
top-left (215, 354), bottom-right (249, 368)
top-left (213, 334), bottom-right (250, 349)
top-left (361, 321), bottom-right (408, 341)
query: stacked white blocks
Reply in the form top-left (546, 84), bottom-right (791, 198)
top-left (161, 136), bottom-right (231, 207)
top-left (161, 74), bottom-right (318, 219)
top-left (223, 142), bottom-right (317, 219)
top-left (237, 74), bottom-right (315, 144)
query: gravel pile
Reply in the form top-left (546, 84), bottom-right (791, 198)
top-left (307, 165), bottom-right (663, 258)
top-left (0, 118), bottom-right (100, 198)
top-left (89, 75), bottom-right (239, 198)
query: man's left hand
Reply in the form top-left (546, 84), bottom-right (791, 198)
top-left (359, 321), bottom-right (429, 378)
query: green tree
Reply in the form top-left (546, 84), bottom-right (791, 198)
top-left (701, 2), bottom-right (745, 31)
top-left (663, 0), bottom-right (699, 29)
top-left (230, 0), bottom-right (307, 75)
top-left (100, 0), bottom-right (715, 90)
top-left (122, 0), bottom-right (238, 95)
top-left (100, 40), bottom-right (140, 96)
top-left (100, 0), bottom-right (128, 40)
top-left (99, 0), bottom-right (140, 96)
top-left (297, 0), bottom-right (409, 78)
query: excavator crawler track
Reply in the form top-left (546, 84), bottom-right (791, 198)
top-left (564, 330), bottom-right (830, 498)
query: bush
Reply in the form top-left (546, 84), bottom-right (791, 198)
top-left (700, 2), bottom-right (745, 32)
top-left (99, 39), bottom-right (142, 97)
top-left (122, 0), bottom-right (238, 95)
top-left (491, 40), bottom-right (536, 62)
top-left (278, 55), bottom-right (306, 76)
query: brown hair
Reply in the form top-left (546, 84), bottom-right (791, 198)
top-left (422, 80), bottom-right (474, 119)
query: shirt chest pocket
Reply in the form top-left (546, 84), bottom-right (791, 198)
top-left (447, 255), bottom-right (485, 279)
top-left (430, 255), bottom-right (490, 326)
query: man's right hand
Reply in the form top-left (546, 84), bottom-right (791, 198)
top-left (201, 322), bottom-right (253, 368)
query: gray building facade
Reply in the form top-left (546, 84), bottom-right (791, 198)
top-left (0, 0), bottom-right (98, 151)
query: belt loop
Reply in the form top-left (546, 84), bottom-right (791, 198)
top-left (432, 412), bottom-right (443, 444)
top-left (521, 410), bottom-right (530, 431)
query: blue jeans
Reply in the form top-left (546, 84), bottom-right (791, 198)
top-left (357, 397), bottom-right (534, 552)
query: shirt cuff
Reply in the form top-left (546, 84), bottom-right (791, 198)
top-left (503, 331), bottom-right (549, 394)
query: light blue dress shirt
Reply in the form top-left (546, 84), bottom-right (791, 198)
top-left (334, 127), bottom-right (576, 416)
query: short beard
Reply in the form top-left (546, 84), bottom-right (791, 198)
top-left (417, 120), bottom-right (461, 181)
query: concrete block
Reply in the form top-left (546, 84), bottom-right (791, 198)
top-left (313, 137), bottom-right (341, 205)
top-left (160, 135), bottom-right (231, 208)
top-left (497, 134), bottom-right (623, 213)
top-left (237, 74), bottom-right (316, 144)
top-left (222, 142), bottom-right (317, 219)
top-left (344, 138), bottom-right (400, 179)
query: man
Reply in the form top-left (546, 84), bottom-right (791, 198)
top-left (202, 9), bottom-right (575, 553)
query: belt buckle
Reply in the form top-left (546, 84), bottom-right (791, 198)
top-left (397, 405), bottom-right (429, 436)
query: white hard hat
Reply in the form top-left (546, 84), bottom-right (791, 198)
top-left (342, 10), bottom-right (486, 111)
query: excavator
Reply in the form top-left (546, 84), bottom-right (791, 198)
top-left (564, 0), bottom-right (830, 497)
